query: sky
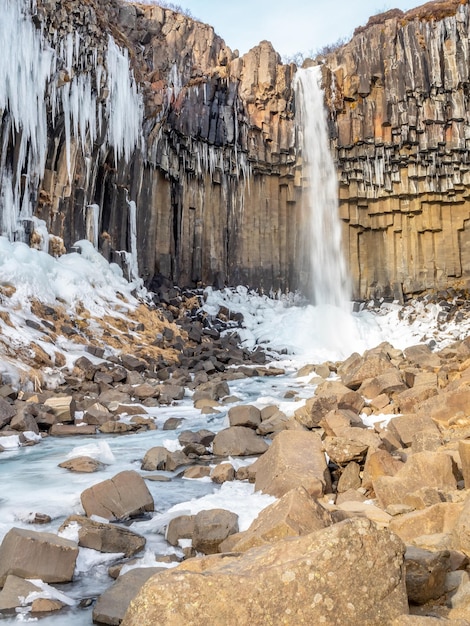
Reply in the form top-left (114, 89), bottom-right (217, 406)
top-left (166, 0), bottom-right (422, 59)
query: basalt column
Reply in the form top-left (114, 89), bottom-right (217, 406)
top-left (322, 0), bottom-right (470, 300)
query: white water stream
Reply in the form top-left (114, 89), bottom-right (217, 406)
top-left (294, 65), bottom-right (350, 309)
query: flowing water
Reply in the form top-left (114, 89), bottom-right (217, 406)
top-left (294, 65), bottom-right (350, 309)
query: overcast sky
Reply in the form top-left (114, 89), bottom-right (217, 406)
top-left (169, 0), bottom-right (422, 58)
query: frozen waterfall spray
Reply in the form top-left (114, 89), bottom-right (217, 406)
top-left (294, 65), bottom-right (350, 308)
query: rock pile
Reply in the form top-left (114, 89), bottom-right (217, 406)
top-left (6, 297), bottom-right (470, 622)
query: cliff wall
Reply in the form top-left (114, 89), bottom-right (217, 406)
top-left (8, 0), bottom-right (299, 293)
top-left (4, 0), bottom-right (470, 300)
top-left (324, 0), bottom-right (470, 299)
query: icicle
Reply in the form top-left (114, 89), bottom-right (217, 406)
top-left (84, 204), bottom-right (100, 249)
top-left (105, 36), bottom-right (144, 165)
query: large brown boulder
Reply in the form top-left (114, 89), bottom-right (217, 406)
top-left (416, 387), bottom-right (470, 427)
top-left (212, 426), bottom-right (268, 456)
top-left (373, 451), bottom-right (458, 509)
top-left (337, 349), bottom-right (393, 390)
top-left (121, 518), bottom-right (408, 626)
top-left (59, 515), bottom-right (146, 557)
top-left (80, 470), bottom-right (154, 521)
top-left (251, 430), bottom-right (331, 498)
top-left (219, 486), bottom-right (333, 553)
top-left (0, 528), bottom-right (78, 587)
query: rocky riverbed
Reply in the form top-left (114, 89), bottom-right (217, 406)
top-left (3, 260), bottom-right (470, 623)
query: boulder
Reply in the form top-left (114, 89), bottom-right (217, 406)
top-left (362, 448), bottom-right (404, 491)
top-left (212, 426), bottom-right (268, 456)
top-left (416, 387), bottom-right (470, 428)
top-left (0, 575), bottom-right (43, 613)
top-left (388, 414), bottom-right (441, 448)
top-left (59, 515), bottom-right (146, 557)
top-left (390, 503), bottom-right (464, 543)
top-left (219, 486), bottom-right (333, 553)
top-left (166, 515), bottom-right (195, 547)
top-left (0, 398), bottom-right (17, 429)
top-left (43, 395), bottom-right (75, 423)
top-left (404, 344), bottom-right (442, 370)
top-left (0, 528), bottom-right (78, 587)
top-left (294, 380), bottom-right (356, 428)
top-left (359, 369), bottom-right (407, 399)
top-left (373, 451), bottom-right (458, 509)
top-left (405, 546), bottom-right (450, 605)
top-left (252, 430), bottom-right (331, 498)
top-left (256, 409), bottom-right (291, 436)
top-left (211, 462), bottom-right (235, 484)
top-left (93, 568), bottom-right (163, 626)
top-left (58, 455), bottom-right (106, 473)
top-left (459, 440), bottom-right (470, 488)
top-left (121, 518), bottom-right (408, 626)
top-left (227, 404), bottom-right (261, 428)
top-left (452, 495), bottom-right (470, 557)
top-left (337, 350), bottom-right (393, 390)
top-left (80, 470), bottom-right (154, 521)
top-left (192, 380), bottom-right (230, 402)
top-left (192, 509), bottom-right (239, 555)
top-left (322, 436), bottom-right (369, 465)
top-left (337, 461), bottom-right (362, 492)
top-left (141, 446), bottom-right (189, 471)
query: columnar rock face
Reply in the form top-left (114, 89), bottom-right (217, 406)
top-left (6, 0), bottom-right (470, 298)
top-left (6, 0), bottom-right (298, 293)
top-left (323, 0), bottom-right (470, 299)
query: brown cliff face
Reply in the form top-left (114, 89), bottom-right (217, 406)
top-left (8, 0), bottom-right (470, 300)
top-left (26, 0), bottom-right (299, 293)
top-left (323, 0), bottom-right (470, 299)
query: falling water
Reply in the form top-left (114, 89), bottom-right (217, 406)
top-left (294, 65), bottom-right (350, 308)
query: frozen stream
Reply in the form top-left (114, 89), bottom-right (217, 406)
top-left (0, 364), bottom-right (315, 624)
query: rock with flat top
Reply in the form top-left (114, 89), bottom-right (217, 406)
top-left (0, 528), bottom-right (78, 587)
top-left (80, 470), bottom-right (154, 521)
top-left (59, 515), bottom-right (146, 557)
top-left (212, 426), bottom-right (268, 456)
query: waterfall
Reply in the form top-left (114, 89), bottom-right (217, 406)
top-left (294, 65), bottom-right (350, 308)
